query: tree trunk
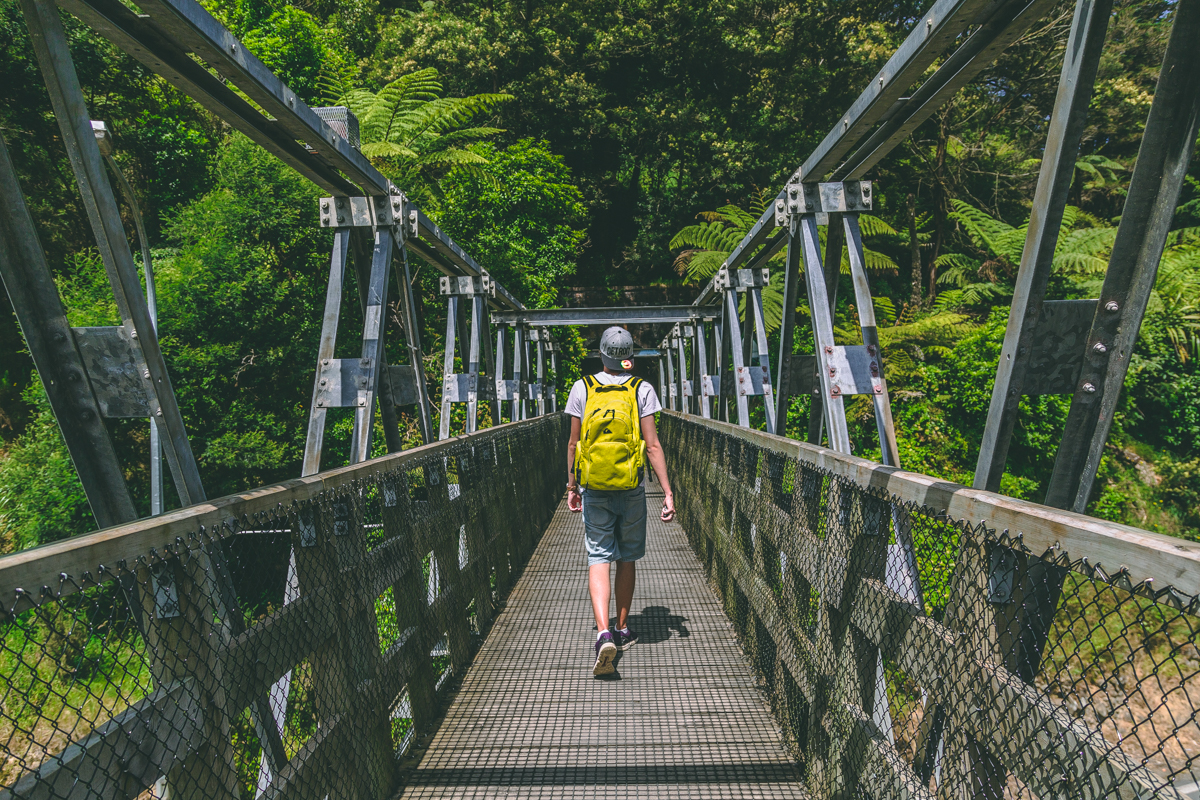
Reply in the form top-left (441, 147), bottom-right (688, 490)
top-left (908, 192), bottom-right (921, 307)
top-left (929, 111), bottom-right (950, 303)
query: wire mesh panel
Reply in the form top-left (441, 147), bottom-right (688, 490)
top-left (0, 414), bottom-right (567, 800)
top-left (659, 412), bottom-right (1199, 800)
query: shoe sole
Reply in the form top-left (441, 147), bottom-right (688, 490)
top-left (616, 638), bottom-right (637, 651)
top-left (593, 642), bottom-right (617, 676)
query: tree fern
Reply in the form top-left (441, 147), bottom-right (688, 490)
top-left (332, 68), bottom-right (513, 206)
top-left (670, 192), bottom-right (900, 333)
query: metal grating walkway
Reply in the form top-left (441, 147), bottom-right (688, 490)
top-left (396, 480), bottom-right (808, 799)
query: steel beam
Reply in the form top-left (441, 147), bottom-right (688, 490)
top-left (775, 223), bottom-right (804, 429)
top-left (302, 230), bottom-right (352, 476)
top-left (55, 0), bottom-right (525, 312)
top-left (1046, 0), bottom-right (1200, 511)
top-left (23, 0), bottom-right (205, 506)
top-left (801, 0), bottom-right (995, 181)
top-left (807, 216), bottom-right (845, 446)
top-left (412, 211), bottom-right (523, 310)
top-left (349, 228), bottom-right (394, 462)
top-left (973, 0), bottom-right (1113, 492)
top-left (799, 215), bottom-right (851, 451)
top-left (838, 0), bottom-right (1065, 179)
top-left (492, 306), bottom-right (708, 326)
top-left (0, 134), bottom-right (136, 527)
top-left (844, 215), bottom-right (900, 466)
top-left (695, 321), bottom-right (712, 418)
top-left (394, 243), bottom-right (434, 444)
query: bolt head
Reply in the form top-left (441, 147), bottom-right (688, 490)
top-left (155, 409), bottom-right (163, 416)
top-left (320, 378), bottom-right (327, 386)
top-left (144, 370), bottom-right (150, 379)
top-left (1093, 342), bottom-right (1108, 354)
top-left (1105, 301), bottom-right (1119, 312)
top-left (322, 359), bottom-right (329, 366)
top-left (359, 398), bottom-right (366, 406)
top-left (824, 345), bottom-right (833, 354)
top-left (1082, 382), bottom-right (1097, 393)
top-left (317, 400), bottom-right (324, 407)
top-left (337, 215), bottom-right (345, 223)
top-left (321, 200), bottom-right (329, 210)
top-left (130, 330), bottom-right (138, 339)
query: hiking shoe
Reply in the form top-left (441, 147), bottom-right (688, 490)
top-left (613, 626), bottom-right (639, 651)
top-left (593, 631), bottom-right (617, 676)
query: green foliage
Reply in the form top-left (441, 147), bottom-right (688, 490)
top-left (669, 194), bottom-right (899, 333)
top-left (438, 139), bottom-right (585, 308)
top-left (242, 6), bottom-right (353, 104)
top-left (0, 380), bottom-right (93, 550)
top-left (157, 134), bottom-right (331, 496)
top-left (329, 68), bottom-right (512, 208)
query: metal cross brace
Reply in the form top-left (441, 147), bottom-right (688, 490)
top-left (437, 274), bottom-right (498, 438)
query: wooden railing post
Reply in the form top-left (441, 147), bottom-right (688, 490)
top-left (381, 473), bottom-right (438, 736)
top-left (138, 547), bottom-right (240, 799)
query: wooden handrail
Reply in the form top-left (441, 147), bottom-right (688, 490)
top-left (664, 411), bottom-right (1200, 601)
top-left (0, 414), bottom-right (560, 612)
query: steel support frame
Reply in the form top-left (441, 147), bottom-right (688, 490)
top-left (437, 277), bottom-right (494, 439)
top-left (22, 0), bottom-right (206, 507)
top-left (0, 133), bottom-right (136, 527)
top-left (302, 218), bottom-right (434, 474)
top-left (973, 0), bottom-right (1113, 492)
top-left (664, 340), bottom-right (678, 412)
top-left (675, 327), bottom-right (691, 415)
top-left (694, 320), bottom-right (712, 418)
top-left (1045, 0), bottom-right (1200, 511)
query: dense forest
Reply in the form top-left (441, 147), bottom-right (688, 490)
top-left (0, 0), bottom-right (1197, 553)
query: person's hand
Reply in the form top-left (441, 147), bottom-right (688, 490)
top-left (567, 485), bottom-right (582, 513)
top-left (661, 492), bottom-right (675, 522)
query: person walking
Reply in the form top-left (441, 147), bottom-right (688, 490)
top-left (565, 326), bottom-right (675, 676)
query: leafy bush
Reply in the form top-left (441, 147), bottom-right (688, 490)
top-left (0, 380), bottom-right (92, 551)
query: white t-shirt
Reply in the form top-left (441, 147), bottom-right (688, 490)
top-left (565, 372), bottom-right (662, 419)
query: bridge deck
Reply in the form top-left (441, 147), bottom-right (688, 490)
top-left (396, 481), bottom-right (808, 798)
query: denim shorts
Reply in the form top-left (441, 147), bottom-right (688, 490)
top-left (581, 485), bottom-right (647, 565)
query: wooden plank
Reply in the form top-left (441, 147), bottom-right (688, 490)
top-left (841, 701), bottom-right (936, 800)
top-left (0, 680), bottom-right (202, 800)
top-left (847, 576), bottom-right (1184, 800)
top-left (259, 713), bottom-right (344, 800)
top-left (705, 511), bottom-right (816, 701)
top-left (221, 589), bottom-right (341, 713)
top-left (671, 413), bottom-right (1200, 598)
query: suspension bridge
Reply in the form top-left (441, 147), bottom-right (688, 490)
top-left (1, 0), bottom-right (1199, 796)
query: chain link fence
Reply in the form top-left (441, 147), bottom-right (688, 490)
top-left (661, 412), bottom-right (1199, 800)
top-left (0, 414), bottom-right (567, 800)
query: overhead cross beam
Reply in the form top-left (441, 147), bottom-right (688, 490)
top-left (492, 306), bottom-right (715, 326)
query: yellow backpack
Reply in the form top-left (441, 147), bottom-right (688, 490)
top-left (576, 375), bottom-right (646, 490)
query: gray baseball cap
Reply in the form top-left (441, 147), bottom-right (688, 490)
top-left (599, 326), bottom-right (635, 371)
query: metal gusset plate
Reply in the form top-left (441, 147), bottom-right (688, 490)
top-left (71, 326), bottom-right (152, 418)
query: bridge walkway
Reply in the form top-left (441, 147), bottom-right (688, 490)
top-left (396, 479), bottom-right (807, 799)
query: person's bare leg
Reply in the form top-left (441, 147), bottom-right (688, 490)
top-left (615, 561), bottom-right (636, 630)
top-left (589, 562), bottom-right (612, 633)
